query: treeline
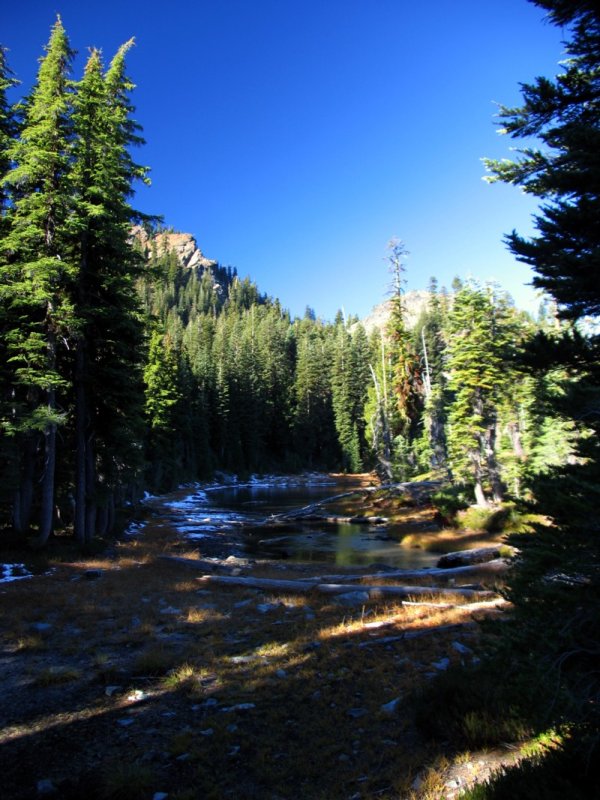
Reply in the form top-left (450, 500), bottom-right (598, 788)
top-left (138, 232), bottom-right (576, 510)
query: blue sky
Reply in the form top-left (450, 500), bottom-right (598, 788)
top-left (4, 1), bottom-right (566, 320)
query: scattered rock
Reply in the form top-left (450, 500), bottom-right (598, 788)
top-left (83, 569), bottom-right (103, 580)
top-left (432, 657), bottom-right (450, 671)
top-left (257, 602), bottom-right (281, 613)
top-left (222, 703), bottom-right (256, 712)
top-left (105, 685), bottom-right (122, 697)
top-left (153, 793), bottom-right (169, 800)
top-left (333, 591), bottom-right (370, 606)
top-left (36, 779), bottom-right (57, 795)
top-left (117, 718), bottom-right (135, 726)
top-left (347, 708), bottom-right (368, 718)
top-left (159, 606), bottom-right (182, 615)
top-left (126, 689), bottom-right (146, 702)
top-left (452, 640), bottom-right (473, 655)
top-left (275, 669), bottom-right (287, 679)
top-left (30, 622), bottom-right (52, 633)
top-left (380, 697), bottom-right (402, 715)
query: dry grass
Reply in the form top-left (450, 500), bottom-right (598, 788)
top-left (0, 497), bottom-right (512, 800)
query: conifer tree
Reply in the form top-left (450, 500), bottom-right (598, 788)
top-left (445, 283), bottom-right (511, 506)
top-left (477, 3), bottom-right (600, 787)
top-left (69, 40), bottom-right (148, 543)
top-left (0, 18), bottom-right (74, 542)
top-left (0, 45), bottom-right (20, 521)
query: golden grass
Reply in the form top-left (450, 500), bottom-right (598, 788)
top-left (0, 499), bottom-right (513, 800)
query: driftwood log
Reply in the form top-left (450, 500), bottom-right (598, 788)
top-left (437, 546), bottom-right (514, 568)
top-left (298, 559), bottom-right (510, 584)
top-left (195, 573), bottom-right (497, 599)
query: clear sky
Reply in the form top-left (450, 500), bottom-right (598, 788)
top-left (3, 1), bottom-right (566, 320)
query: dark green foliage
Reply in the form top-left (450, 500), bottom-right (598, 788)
top-left (452, 3), bottom-right (600, 794)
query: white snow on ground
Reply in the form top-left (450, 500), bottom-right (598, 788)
top-left (1, 563), bottom-right (34, 584)
top-left (124, 521), bottom-right (146, 537)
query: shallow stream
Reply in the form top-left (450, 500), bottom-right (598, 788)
top-left (161, 477), bottom-right (438, 568)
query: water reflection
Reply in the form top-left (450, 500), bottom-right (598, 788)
top-left (167, 479), bottom-right (438, 569)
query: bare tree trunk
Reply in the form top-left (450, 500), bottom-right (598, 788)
top-left (13, 434), bottom-right (36, 534)
top-left (35, 390), bottom-right (56, 547)
top-left (485, 421), bottom-right (504, 503)
top-left (74, 344), bottom-right (87, 545)
top-left (84, 438), bottom-right (96, 547)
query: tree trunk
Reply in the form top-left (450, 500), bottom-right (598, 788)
top-left (74, 344), bottom-right (87, 545)
top-left (35, 393), bottom-right (56, 547)
top-left (84, 438), bottom-right (96, 547)
top-left (13, 434), bottom-right (36, 534)
top-left (485, 421), bottom-right (504, 503)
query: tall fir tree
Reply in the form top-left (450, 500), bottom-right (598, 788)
top-left (0, 18), bottom-right (74, 543)
top-left (69, 41), bottom-right (148, 543)
top-left (445, 283), bottom-right (511, 506)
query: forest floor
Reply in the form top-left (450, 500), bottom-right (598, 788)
top-left (0, 478), bottom-right (524, 800)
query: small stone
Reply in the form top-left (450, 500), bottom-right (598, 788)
top-left (31, 622), bottom-right (52, 633)
top-left (226, 724), bottom-right (238, 733)
top-left (117, 718), bottom-right (135, 726)
top-left (153, 794), bottom-right (169, 800)
top-left (432, 657), bottom-right (450, 671)
top-left (176, 753), bottom-right (191, 762)
top-left (338, 754), bottom-right (350, 762)
top-left (222, 702), bottom-right (256, 712)
top-left (105, 685), bottom-right (122, 697)
top-left (127, 689), bottom-right (146, 702)
top-left (347, 708), bottom-right (367, 718)
top-left (257, 603), bottom-right (280, 613)
top-left (333, 591), bottom-right (370, 606)
top-left (233, 599), bottom-right (253, 608)
top-left (84, 569), bottom-right (103, 580)
top-left (380, 697), bottom-right (402, 715)
top-left (159, 606), bottom-right (181, 615)
top-left (36, 779), bottom-right (57, 795)
top-left (275, 669), bottom-right (287, 679)
top-left (199, 728), bottom-right (214, 736)
top-left (452, 641), bottom-right (473, 655)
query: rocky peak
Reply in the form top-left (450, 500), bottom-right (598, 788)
top-left (359, 290), bottom-right (432, 335)
top-left (131, 225), bottom-right (217, 272)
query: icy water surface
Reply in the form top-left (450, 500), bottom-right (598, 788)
top-left (162, 478), bottom-right (438, 568)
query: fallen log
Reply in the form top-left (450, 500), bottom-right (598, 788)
top-left (159, 555), bottom-right (244, 572)
top-left (267, 490), bottom-right (365, 522)
top-left (298, 559), bottom-right (510, 584)
top-left (357, 621), bottom-right (478, 647)
top-left (195, 573), bottom-right (497, 599)
top-left (437, 546), bottom-right (514, 568)
top-left (298, 514), bottom-right (388, 525)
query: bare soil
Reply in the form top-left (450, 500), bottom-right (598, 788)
top-left (0, 483), bottom-right (520, 800)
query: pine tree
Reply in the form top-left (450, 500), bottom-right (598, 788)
top-left (69, 41), bottom-right (148, 543)
top-left (0, 18), bottom-right (74, 543)
top-left (445, 283), bottom-right (512, 506)
top-left (0, 45), bottom-right (20, 522)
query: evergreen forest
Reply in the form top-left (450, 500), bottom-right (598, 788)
top-left (0, 1), bottom-right (599, 796)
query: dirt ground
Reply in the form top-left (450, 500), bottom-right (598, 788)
top-left (0, 484), bottom-right (520, 800)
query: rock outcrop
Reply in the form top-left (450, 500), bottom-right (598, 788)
top-left (358, 290), bottom-right (432, 335)
top-left (131, 225), bottom-right (217, 272)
